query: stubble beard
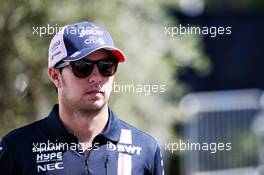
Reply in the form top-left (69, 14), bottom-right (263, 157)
top-left (61, 90), bottom-right (107, 116)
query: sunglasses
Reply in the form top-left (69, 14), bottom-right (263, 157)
top-left (55, 58), bottom-right (118, 78)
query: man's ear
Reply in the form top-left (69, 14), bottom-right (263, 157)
top-left (48, 68), bottom-right (61, 88)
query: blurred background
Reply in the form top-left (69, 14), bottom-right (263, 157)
top-left (0, 0), bottom-right (264, 174)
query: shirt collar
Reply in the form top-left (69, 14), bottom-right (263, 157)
top-left (41, 104), bottom-right (121, 143)
top-left (102, 108), bottom-right (121, 142)
top-left (41, 104), bottom-right (77, 143)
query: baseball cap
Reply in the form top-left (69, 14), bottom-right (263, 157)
top-left (48, 21), bottom-right (126, 68)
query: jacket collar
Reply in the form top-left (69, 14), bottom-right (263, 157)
top-left (41, 104), bottom-right (121, 143)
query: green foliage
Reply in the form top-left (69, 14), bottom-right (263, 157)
top-left (0, 0), bottom-right (208, 145)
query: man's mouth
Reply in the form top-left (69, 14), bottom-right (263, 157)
top-left (86, 89), bottom-right (103, 95)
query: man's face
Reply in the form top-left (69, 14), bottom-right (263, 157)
top-left (53, 49), bottom-right (115, 113)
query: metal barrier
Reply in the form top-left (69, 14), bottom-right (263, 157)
top-left (179, 89), bottom-right (263, 175)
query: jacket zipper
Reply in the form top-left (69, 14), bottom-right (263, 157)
top-left (85, 148), bottom-right (92, 175)
top-left (104, 156), bottom-right (109, 175)
top-left (84, 145), bottom-right (109, 175)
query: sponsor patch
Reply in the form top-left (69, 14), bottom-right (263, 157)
top-left (107, 142), bottom-right (142, 155)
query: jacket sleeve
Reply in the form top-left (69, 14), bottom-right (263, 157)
top-left (0, 137), bottom-right (14, 175)
top-left (153, 145), bottom-right (164, 175)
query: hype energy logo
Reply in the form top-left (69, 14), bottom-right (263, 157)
top-left (36, 152), bottom-right (64, 172)
top-left (107, 141), bottom-right (142, 155)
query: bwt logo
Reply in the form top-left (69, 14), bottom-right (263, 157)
top-left (37, 162), bottom-right (64, 172)
top-left (107, 142), bottom-right (142, 155)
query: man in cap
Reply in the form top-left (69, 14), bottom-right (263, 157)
top-left (0, 21), bottom-right (164, 175)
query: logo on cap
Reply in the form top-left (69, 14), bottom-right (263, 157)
top-left (84, 36), bottom-right (105, 45)
top-left (48, 21), bottom-right (126, 68)
top-left (79, 27), bottom-right (104, 38)
top-left (70, 51), bottom-right (82, 58)
top-left (51, 40), bottom-right (61, 52)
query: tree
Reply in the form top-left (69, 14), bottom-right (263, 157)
top-left (0, 1), bottom-right (209, 174)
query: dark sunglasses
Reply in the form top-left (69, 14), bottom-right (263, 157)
top-left (55, 58), bottom-right (118, 78)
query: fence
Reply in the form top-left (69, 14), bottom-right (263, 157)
top-left (179, 89), bottom-right (264, 175)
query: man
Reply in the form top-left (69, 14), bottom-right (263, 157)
top-left (0, 21), bottom-right (164, 175)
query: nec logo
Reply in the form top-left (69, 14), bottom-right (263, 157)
top-left (37, 162), bottom-right (64, 172)
top-left (107, 142), bottom-right (142, 155)
top-left (36, 152), bottom-right (64, 172)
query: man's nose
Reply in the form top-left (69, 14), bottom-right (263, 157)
top-left (88, 65), bottom-right (102, 83)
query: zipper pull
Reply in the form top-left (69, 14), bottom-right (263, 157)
top-left (104, 156), bottom-right (109, 168)
top-left (105, 156), bottom-right (109, 174)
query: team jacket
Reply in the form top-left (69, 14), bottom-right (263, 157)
top-left (0, 104), bottom-right (164, 175)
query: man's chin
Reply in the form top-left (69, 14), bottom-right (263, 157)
top-left (81, 101), bottom-right (106, 112)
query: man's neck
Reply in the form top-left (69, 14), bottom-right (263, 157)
top-left (58, 105), bottom-right (109, 145)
